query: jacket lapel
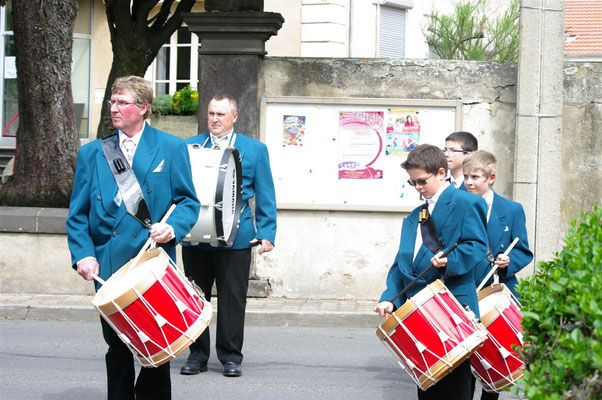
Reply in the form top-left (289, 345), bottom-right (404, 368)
top-left (96, 151), bottom-right (120, 219)
top-left (487, 193), bottom-right (507, 252)
top-left (431, 185), bottom-right (455, 233)
top-left (132, 125), bottom-right (159, 186)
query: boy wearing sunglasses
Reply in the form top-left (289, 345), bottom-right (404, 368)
top-left (375, 144), bottom-right (488, 400)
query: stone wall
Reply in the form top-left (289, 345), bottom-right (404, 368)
top-left (257, 58), bottom-right (521, 299)
top-left (1, 59), bottom-right (600, 300)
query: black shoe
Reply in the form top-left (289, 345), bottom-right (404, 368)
top-left (180, 359), bottom-right (208, 375)
top-left (223, 361), bottom-right (242, 377)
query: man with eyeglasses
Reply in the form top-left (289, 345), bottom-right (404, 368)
top-left (443, 131), bottom-right (478, 190)
top-left (66, 75), bottom-right (200, 400)
top-left (374, 144), bottom-right (488, 400)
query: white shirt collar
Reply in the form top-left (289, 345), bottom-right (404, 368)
top-left (119, 121), bottom-right (145, 147)
top-left (484, 190), bottom-right (494, 207)
top-left (210, 129), bottom-right (234, 147)
top-left (427, 182), bottom-right (450, 210)
top-left (451, 173), bottom-right (465, 188)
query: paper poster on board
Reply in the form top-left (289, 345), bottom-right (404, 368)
top-left (282, 115), bottom-right (306, 146)
top-left (337, 111), bottom-right (384, 179)
top-left (385, 108), bottom-right (420, 156)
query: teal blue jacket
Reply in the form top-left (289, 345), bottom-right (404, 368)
top-left (66, 124), bottom-right (200, 289)
top-left (473, 192), bottom-right (533, 298)
top-left (380, 186), bottom-right (488, 318)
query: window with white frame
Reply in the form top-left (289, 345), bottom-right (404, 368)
top-left (153, 27), bottom-right (198, 96)
top-left (378, 5), bottom-right (406, 58)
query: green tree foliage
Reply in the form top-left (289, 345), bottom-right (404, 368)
top-left (424, 0), bottom-right (519, 62)
top-left (516, 207), bottom-right (602, 399)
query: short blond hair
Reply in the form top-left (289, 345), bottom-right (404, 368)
top-left (112, 76), bottom-right (153, 119)
top-left (462, 150), bottom-right (497, 179)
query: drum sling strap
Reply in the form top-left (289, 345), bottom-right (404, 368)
top-left (418, 203), bottom-right (442, 254)
top-left (101, 134), bottom-right (153, 229)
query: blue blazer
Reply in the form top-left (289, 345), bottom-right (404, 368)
top-left (473, 192), bottom-right (533, 297)
top-left (185, 133), bottom-right (277, 250)
top-left (380, 185), bottom-right (488, 318)
top-left (66, 124), bottom-right (200, 288)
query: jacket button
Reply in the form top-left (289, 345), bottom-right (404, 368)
top-left (97, 195), bottom-right (102, 200)
top-left (147, 188), bottom-right (152, 193)
top-left (112, 232), bottom-right (117, 237)
top-left (133, 232), bottom-right (138, 238)
top-left (500, 244), bottom-right (505, 249)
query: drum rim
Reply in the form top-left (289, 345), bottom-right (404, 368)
top-left (477, 283), bottom-right (514, 327)
top-left (92, 248), bottom-right (168, 314)
top-left (214, 147), bottom-right (242, 247)
top-left (376, 279), bottom-right (447, 339)
top-left (477, 364), bottom-right (525, 392)
top-left (136, 302), bottom-right (213, 368)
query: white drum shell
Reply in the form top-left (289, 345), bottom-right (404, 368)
top-left (184, 145), bottom-right (242, 247)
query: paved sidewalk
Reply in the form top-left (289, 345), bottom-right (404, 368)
top-left (0, 293), bottom-right (381, 328)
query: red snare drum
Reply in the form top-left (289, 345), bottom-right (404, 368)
top-left (377, 280), bottom-right (487, 390)
top-left (92, 248), bottom-right (212, 367)
top-left (471, 283), bottom-right (525, 392)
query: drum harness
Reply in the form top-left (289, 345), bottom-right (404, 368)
top-left (386, 204), bottom-right (458, 306)
top-left (101, 134), bottom-right (153, 229)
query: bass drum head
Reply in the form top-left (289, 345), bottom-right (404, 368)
top-left (214, 147), bottom-right (242, 247)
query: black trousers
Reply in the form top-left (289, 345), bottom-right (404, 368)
top-left (182, 246), bottom-right (252, 365)
top-left (100, 318), bottom-right (171, 400)
top-left (417, 359), bottom-right (473, 400)
top-left (471, 375), bottom-right (500, 400)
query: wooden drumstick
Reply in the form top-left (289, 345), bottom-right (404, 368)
top-left (476, 236), bottom-right (519, 292)
top-left (383, 243), bottom-right (458, 315)
top-left (91, 274), bottom-right (106, 285)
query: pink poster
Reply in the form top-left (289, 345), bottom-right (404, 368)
top-left (337, 111), bottom-right (384, 179)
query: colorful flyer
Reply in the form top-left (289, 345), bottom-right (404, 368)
top-left (337, 111), bottom-right (384, 179)
top-left (282, 115), bottom-right (306, 146)
top-left (385, 108), bottom-right (421, 156)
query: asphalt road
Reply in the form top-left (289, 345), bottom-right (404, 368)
top-left (0, 319), bottom-right (516, 400)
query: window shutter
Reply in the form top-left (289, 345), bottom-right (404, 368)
top-left (378, 6), bottom-right (406, 58)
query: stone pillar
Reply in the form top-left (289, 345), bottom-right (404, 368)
top-left (514, 0), bottom-right (564, 268)
top-left (183, 12), bottom-right (284, 140)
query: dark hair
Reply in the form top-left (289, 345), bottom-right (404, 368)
top-left (445, 131), bottom-right (478, 152)
top-left (401, 144), bottom-right (447, 174)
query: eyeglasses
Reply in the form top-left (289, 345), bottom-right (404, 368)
top-left (107, 99), bottom-right (139, 109)
top-left (407, 174), bottom-right (433, 187)
top-left (442, 147), bottom-right (468, 156)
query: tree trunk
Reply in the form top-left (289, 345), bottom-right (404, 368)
top-left (0, 0), bottom-right (79, 207)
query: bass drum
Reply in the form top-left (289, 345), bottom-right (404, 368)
top-left (184, 145), bottom-right (242, 247)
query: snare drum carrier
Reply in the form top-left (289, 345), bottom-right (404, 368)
top-left (183, 134), bottom-right (243, 247)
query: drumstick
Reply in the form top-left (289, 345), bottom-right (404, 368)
top-left (91, 274), bottom-right (106, 285)
top-left (385, 243), bottom-right (458, 313)
top-left (127, 203), bottom-right (177, 272)
top-left (476, 237), bottom-right (519, 292)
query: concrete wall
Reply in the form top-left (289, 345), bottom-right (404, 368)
top-left (257, 58), bottom-right (519, 299)
top-left (560, 62), bottom-right (602, 228)
top-left (1, 59), bottom-right (600, 300)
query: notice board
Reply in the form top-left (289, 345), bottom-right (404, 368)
top-left (260, 97), bottom-right (462, 212)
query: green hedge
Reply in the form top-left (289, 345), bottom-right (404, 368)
top-left (516, 206), bottom-right (602, 399)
